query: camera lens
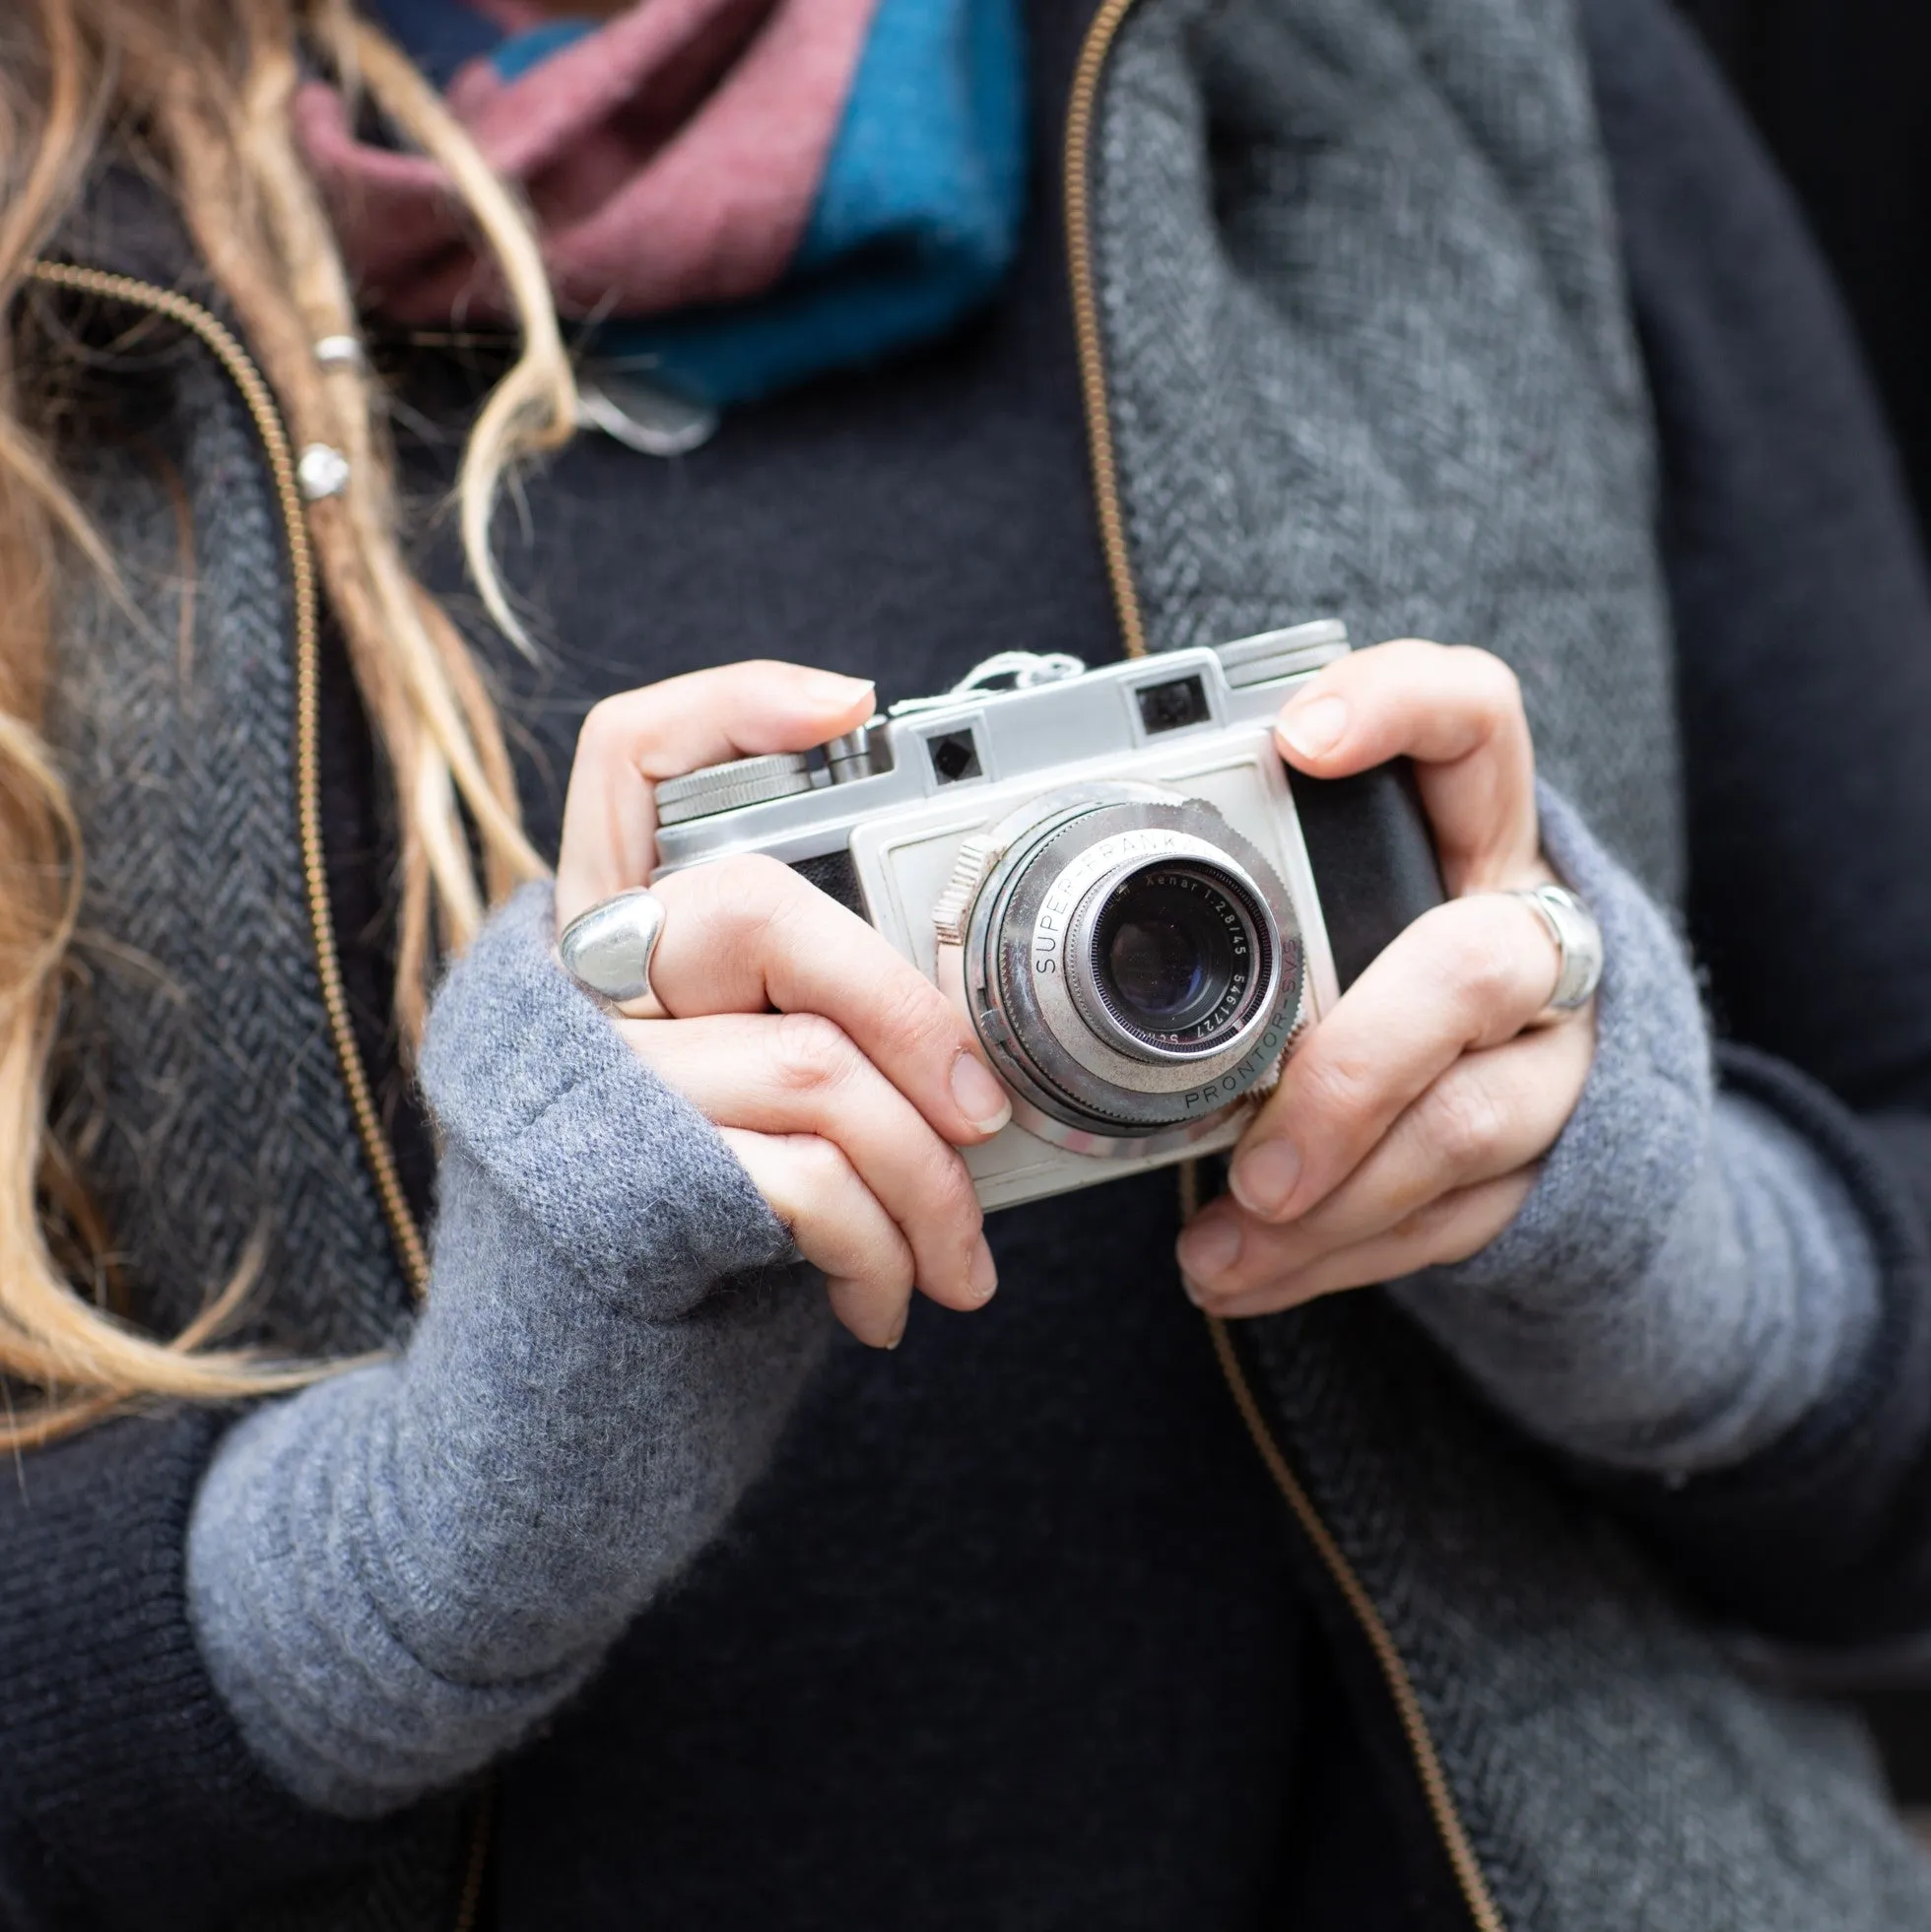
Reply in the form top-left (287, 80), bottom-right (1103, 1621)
top-left (1091, 864), bottom-right (1267, 1051)
top-left (951, 791), bottom-right (1302, 1143)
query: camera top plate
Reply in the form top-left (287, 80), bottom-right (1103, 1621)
top-left (650, 622), bottom-right (1349, 878)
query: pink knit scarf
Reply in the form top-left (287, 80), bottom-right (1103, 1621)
top-left (298, 0), bottom-right (881, 326)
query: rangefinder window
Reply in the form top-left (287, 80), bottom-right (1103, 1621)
top-left (1135, 673), bottom-right (1210, 735)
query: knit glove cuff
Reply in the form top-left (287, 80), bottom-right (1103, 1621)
top-left (1414, 781), bottom-right (1711, 1312)
top-left (1394, 783), bottom-right (1879, 1473)
top-left (419, 880), bottom-right (795, 1316)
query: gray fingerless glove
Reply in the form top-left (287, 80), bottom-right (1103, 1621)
top-left (1395, 785), bottom-right (1879, 1476)
top-left (187, 883), bottom-right (833, 1817)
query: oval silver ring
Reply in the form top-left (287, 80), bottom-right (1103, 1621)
top-left (1509, 883), bottom-right (1603, 1024)
top-left (558, 889), bottom-right (666, 1013)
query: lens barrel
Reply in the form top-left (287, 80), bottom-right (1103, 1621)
top-left (945, 787), bottom-right (1303, 1147)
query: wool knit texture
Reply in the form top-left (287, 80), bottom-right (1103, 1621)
top-left (187, 816), bottom-right (1879, 1813)
top-left (187, 886), bottom-right (832, 1815)
top-left (12, 0), bottom-right (1931, 1925)
top-left (1094, 0), bottom-right (1682, 902)
top-left (47, 340), bottom-right (405, 1361)
top-left (1407, 786), bottom-right (1879, 1473)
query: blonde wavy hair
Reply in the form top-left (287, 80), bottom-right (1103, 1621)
top-left (0, 0), bottom-right (572, 1446)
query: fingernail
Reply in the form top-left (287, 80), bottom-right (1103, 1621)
top-left (808, 671), bottom-right (876, 707)
top-left (1180, 1273), bottom-right (1209, 1307)
top-left (1175, 1214), bottom-right (1242, 1283)
top-left (1230, 1139), bottom-right (1301, 1219)
top-left (967, 1236), bottom-right (999, 1304)
top-left (884, 1304), bottom-right (909, 1352)
top-left (1279, 693), bottom-right (1348, 760)
top-left (951, 1052), bottom-right (1012, 1135)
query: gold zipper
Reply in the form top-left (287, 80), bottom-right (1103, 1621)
top-left (1063, 0), bottom-right (1150, 662)
top-left (25, 259), bottom-right (433, 1300)
top-left (1209, 1317), bottom-right (1505, 1932)
top-left (450, 1778), bottom-right (494, 1932)
top-left (1060, 17), bottom-right (1505, 1930)
top-left (24, 258), bottom-right (482, 1923)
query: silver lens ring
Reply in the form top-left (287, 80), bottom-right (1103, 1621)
top-left (1015, 828), bottom-right (1283, 1099)
top-left (961, 790), bottom-right (1304, 1138)
top-left (1068, 848), bottom-right (1276, 1062)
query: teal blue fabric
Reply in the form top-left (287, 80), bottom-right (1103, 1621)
top-left (373, 0), bottom-right (1029, 407)
top-left (597, 0), bottom-right (1028, 404)
top-left (489, 20), bottom-right (594, 81)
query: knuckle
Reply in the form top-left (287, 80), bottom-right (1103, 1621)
top-left (848, 1225), bottom-right (917, 1298)
top-left (577, 693), bottom-right (630, 757)
top-left (711, 849), bottom-right (790, 907)
top-left (925, 1148), bottom-right (984, 1237)
top-left (1390, 1189), bottom-right (1463, 1247)
top-left (1420, 1072), bottom-right (1509, 1172)
top-left (870, 969), bottom-right (954, 1053)
top-left (769, 1010), bottom-right (859, 1097)
top-left (785, 1131), bottom-right (856, 1200)
top-left (700, 852), bottom-right (791, 941)
top-left (1391, 1184), bottom-right (1509, 1265)
top-left (1450, 646), bottom-right (1524, 721)
top-left (1293, 1048), bottom-right (1379, 1131)
top-left (1438, 911), bottom-right (1520, 1010)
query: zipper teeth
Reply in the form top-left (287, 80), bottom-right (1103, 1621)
top-left (1208, 1316), bottom-right (1505, 1932)
top-left (27, 256), bottom-right (483, 1922)
top-left (450, 1778), bottom-right (494, 1932)
top-left (1064, 0), bottom-right (1150, 662)
top-left (26, 259), bottom-right (433, 1300)
top-left (1059, 19), bottom-right (1503, 1932)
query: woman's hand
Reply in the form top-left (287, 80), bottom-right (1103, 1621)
top-left (557, 661), bottom-right (1010, 1351)
top-left (1174, 639), bottom-right (1597, 1316)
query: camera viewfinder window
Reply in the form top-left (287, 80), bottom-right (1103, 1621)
top-left (928, 731), bottom-right (983, 784)
top-left (1136, 675), bottom-right (1211, 735)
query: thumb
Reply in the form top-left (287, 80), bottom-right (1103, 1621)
top-left (558, 661), bottom-right (876, 922)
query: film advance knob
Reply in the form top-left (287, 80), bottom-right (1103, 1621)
top-left (654, 752), bottom-right (816, 828)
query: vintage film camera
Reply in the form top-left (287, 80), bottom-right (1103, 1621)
top-left (651, 622), bottom-right (1443, 1211)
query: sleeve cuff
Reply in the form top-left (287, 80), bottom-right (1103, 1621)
top-left (419, 882), bottom-right (795, 1316)
top-left (1393, 784), bottom-right (1898, 1492)
top-left (1406, 779), bottom-right (1712, 1318)
top-left (0, 1407), bottom-right (407, 1919)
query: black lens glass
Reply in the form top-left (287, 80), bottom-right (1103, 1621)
top-left (1108, 903), bottom-right (1209, 1017)
top-left (1093, 866), bottom-right (1259, 1048)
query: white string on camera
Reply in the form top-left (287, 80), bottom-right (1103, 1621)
top-left (889, 650), bottom-right (1087, 717)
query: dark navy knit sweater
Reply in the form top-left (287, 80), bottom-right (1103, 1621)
top-left (370, 7), bottom-right (1338, 1922)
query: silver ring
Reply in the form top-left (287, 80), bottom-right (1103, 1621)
top-left (1510, 883), bottom-right (1603, 1023)
top-left (558, 889), bottom-right (666, 1014)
